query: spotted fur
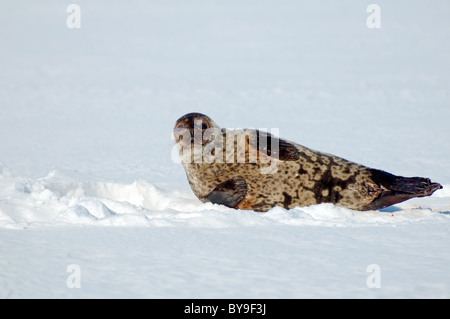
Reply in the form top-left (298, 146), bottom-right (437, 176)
top-left (174, 113), bottom-right (442, 212)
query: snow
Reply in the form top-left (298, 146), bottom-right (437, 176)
top-left (1, 0), bottom-right (449, 298)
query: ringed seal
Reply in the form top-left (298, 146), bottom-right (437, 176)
top-left (173, 112), bottom-right (442, 212)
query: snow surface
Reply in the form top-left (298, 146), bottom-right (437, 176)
top-left (0, 0), bottom-right (449, 298)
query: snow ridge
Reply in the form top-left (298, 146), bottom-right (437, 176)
top-left (1, 168), bottom-right (448, 229)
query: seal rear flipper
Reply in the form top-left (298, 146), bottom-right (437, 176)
top-left (205, 176), bottom-right (248, 208)
top-left (362, 191), bottom-right (420, 210)
top-left (363, 169), bottom-right (443, 210)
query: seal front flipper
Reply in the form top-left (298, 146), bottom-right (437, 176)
top-left (205, 176), bottom-right (248, 208)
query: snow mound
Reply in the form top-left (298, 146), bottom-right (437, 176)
top-left (1, 168), bottom-right (448, 229)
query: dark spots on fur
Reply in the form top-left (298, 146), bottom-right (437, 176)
top-left (311, 168), bottom-right (334, 203)
top-left (313, 166), bottom-right (323, 180)
top-left (315, 155), bottom-right (325, 166)
top-left (282, 192), bottom-right (292, 209)
top-left (320, 156), bottom-right (331, 165)
top-left (298, 166), bottom-right (308, 175)
top-left (297, 155), bottom-right (348, 204)
top-left (308, 164), bottom-right (357, 204)
top-left (301, 152), bottom-right (313, 163)
top-left (342, 166), bottom-right (351, 175)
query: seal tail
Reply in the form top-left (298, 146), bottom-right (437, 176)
top-left (363, 169), bottom-right (443, 210)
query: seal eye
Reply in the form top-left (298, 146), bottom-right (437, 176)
top-left (194, 121), bottom-right (208, 130)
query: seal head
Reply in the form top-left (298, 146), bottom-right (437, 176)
top-left (173, 112), bottom-right (220, 148)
